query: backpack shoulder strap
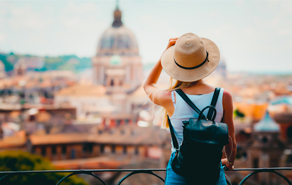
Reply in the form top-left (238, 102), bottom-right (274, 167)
top-left (175, 89), bottom-right (206, 119)
top-left (207, 87), bottom-right (221, 120)
top-left (167, 115), bottom-right (179, 150)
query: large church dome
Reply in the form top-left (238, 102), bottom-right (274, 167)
top-left (96, 8), bottom-right (139, 56)
top-left (92, 5), bottom-right (143, 90)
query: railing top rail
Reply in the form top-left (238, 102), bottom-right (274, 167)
top-left (233, 167), bottom-right (292, 171)
top-left (1, 167), bottom-right (292, 175)
top-left (0, 169), bottom-right (166, 174)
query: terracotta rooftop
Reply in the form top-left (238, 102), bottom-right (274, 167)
top-left (29, 124), bottom-right (169, 146)
top-left (52, 156), bottom-right (127, 169)
top-left (0, 72), bottom-right (76, 89)
top-left (0, 131), bottom-right (26, 148)
top-left (29, 133), bottom-right (90, 145)
top-left (55, 84), bottom-right (107, 97)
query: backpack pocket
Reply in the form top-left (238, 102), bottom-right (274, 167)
top-left (171, 119), bottom-right (227, 184)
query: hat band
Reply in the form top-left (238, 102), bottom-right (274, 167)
top-left (174, 51), bottom-right (209, 70)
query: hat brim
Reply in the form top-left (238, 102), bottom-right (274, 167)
top-left (161, 37), bottom-right (220, 82)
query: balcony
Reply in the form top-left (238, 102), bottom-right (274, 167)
top-left (1, 167), bottom-right (292, 185)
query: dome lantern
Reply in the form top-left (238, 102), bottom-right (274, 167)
top-left (112, 0), bottom-right (122, 28)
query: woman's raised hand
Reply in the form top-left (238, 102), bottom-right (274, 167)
top-left (166, 37), bottom-right (178, 50)
top-left (144, 37), bottom-right (178, 105)
top-left (160, 38), bottom-right (178, 59)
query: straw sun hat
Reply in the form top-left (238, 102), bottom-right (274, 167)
top-left (161, 33), bottom-right (220, 82)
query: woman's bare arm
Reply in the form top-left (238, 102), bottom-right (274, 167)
top-left (143, 38), bottom-right (178, 107)
top-left (222, 90), bottom-right (237, 170)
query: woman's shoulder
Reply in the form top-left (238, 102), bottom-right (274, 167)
top-left (180, 84), bottom-right (215, 95)
top-left (222, 89), bottom-right (233, 109)
top-left (222, 89), bottom-right (232, 100)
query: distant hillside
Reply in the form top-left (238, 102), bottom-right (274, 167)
top-left (0, 52), bottom-right (16, 71)
top-left (42, 55), bottom-right (91, 71)
top-left (0, 52), bottom-right (92, 72)
top-left (0, 52), bottom-right (156, 74)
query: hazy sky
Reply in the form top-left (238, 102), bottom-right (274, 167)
top-left (0, 0), bottom-right (292, 72)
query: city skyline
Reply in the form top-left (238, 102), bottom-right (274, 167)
top-left (0, 0), bottom-right (292, 73)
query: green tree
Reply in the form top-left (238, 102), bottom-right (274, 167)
top-left (234, 109), bottom-right (245, 118)
top-left (0, 53), bottom-right (14, 71)
top-left (0, 151), bottom-right (87, 185)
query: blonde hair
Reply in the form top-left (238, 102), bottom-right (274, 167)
top-left (153, 77), bottom-right (198, 128)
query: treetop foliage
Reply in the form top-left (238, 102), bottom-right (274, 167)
top-left (0, 150), bottom-right (87, 185)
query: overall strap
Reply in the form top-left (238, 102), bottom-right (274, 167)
top-left (175, 89), bottom-right (206, 120)
top-left (168, 88), bottom-right (221, 150)
top-left (207, 87), bottom-right (221, 120)
top-left (167, 115), bottom-right (179, 150)
top-left (171, 91), bottom-right (176, 106)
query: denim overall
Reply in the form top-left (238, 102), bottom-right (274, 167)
top-left (165, 152), bottom-right (227, 185)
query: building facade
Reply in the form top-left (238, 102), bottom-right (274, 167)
top-left (54, 6), bottom-right (149, 125)
top-left (91, 7), bottom-right (143, 93)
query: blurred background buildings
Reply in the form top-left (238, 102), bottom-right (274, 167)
top-left (0, 1), bottom-right (291, 185)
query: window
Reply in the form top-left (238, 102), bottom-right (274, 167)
top-left (29, 115), bottom-right (35, 122)
top-left (41, 146), bottom-right (46, 156)
top-left (135, 147), bottom-right (139, 155)
top-left (83, 143), bottom-right (93, 153)
top-left (100, 145), bottom-right (104, 153)
top-left (133, 117), bottom-right (137, 124)
top-left (62, 145), bottom-right (66, 155)
top-left (252, 158), bottom-right (259, 181)
top-left (71, 149), bottom-right (75, 159)
top-left (123, 146), bottom-right (127, 154)
top-left (270, 158), bottom-right (278, 167)
top-left (286, 154), bottom-right (292, 164)
top-left (262, 136), bottom-right (268, 144)
top-left (112, 145), bottom-right (116, 154)
top-left (287, 126), bottom-right (292, 140)
top-left (52, 146), bottom-right (56, 155)
top-left (253, 158), bottom-right (259, 168)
